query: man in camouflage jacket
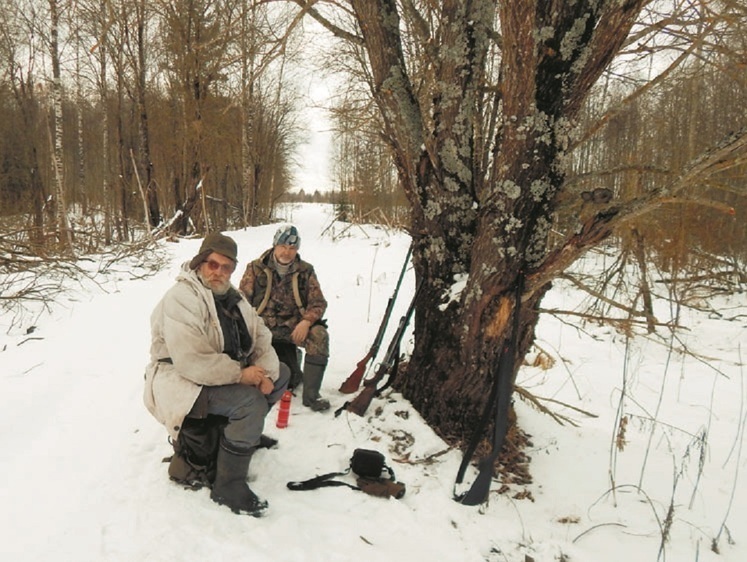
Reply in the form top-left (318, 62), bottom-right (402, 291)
top-left (240, 225), bottom-right (331, 412)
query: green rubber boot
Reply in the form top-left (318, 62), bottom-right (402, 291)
top-left (302, 355), bottom-right (330, 412)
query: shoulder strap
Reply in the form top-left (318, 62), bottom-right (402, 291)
top-left (257, 268), bottom-right (304, 315)
top-left (291, 271), bottom-right (305, 313)
top-left (255, 266), bottom-right (273, 315)
top-left (287, 469), bottom-right (359, 492)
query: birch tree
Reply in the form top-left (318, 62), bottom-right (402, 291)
top-left (48, 0), bottom-right (74, 253)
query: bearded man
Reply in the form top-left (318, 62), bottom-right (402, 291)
top-left (144, 232), bottom-right (289, 516)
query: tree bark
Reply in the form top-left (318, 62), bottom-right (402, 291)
top-left (345, 0), bottom-right (648, 442)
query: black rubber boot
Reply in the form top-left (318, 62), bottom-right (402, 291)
top-left (258, 434), bottom-right (278, 449)
top-left (302, 355), bottom-right (330, 412)
top-left (210, 444), bottom-right (268, 516)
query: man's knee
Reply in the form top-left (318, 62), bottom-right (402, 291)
top-left (306, 325), bottom-right (329, 357)
top-left (217, 385), bottom-right (267, 449)
top-left (208, 384), bottom-right (268, 420)
top-left (235, 384), bottom-right (270, 417)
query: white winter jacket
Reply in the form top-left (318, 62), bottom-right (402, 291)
top-left (143, 262), bottom-right (279, 439)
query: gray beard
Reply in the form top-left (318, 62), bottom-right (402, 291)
top-left (197, 270), bottom-right (230, 295)
top-left (211, 285), bottom-right (230, 296)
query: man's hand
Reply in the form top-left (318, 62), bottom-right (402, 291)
top-left (240, 365), bottom-right (272, 395)
top-left (257, 376), bottom-right (274, 395)
top-left (291, 319), bottom-right (311, 345)
top-left (240, 365), bottom-right (265, 386)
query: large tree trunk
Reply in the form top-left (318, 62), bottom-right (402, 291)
top-left (348, 0), bottom-right (646, 442)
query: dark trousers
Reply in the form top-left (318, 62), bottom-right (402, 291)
top-left (188, 363), bottom-right (290, 451)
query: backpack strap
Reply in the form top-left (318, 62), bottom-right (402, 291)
top-left (255, 266), bottom-right (273, 315)
top-left (291, 271), bottom-right (305, 313)
top-left (287, 461), bottom-right (405, 499)
top-left (256, 268), bottom-right (305, 316)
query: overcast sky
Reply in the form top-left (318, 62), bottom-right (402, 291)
top-left (293, 79), bottom-right (335, 193)
top-left (290, 20), bottom-right (340, 194)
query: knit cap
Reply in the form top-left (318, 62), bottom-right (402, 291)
top-left (273, 225), bottom-right (301, 249)
top-left (189, 232), bottom-right (238, 270)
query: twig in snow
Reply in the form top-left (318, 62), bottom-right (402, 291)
top-left (572, 522), bottom-right (627, 544)
top-left (713, 344), bottom-right (745, 552)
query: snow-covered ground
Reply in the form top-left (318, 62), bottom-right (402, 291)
top-left (1, 203), bottom-right (744, 561)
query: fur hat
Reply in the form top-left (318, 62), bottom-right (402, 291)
top-left (189, 232), bottom-right (238, 270)
top-left (273, 225), bottom-right (301, 249)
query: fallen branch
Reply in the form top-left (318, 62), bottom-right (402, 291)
top-left (514, 386), bottom-right (598, 427)
top-left (539, 308), bottom-right (683, 331)
top-left (392, 447), bottom-right (452, 466)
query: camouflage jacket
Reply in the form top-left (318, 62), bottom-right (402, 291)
top-left (239, 248), bottom-right (327, 340)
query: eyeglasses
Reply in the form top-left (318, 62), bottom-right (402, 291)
top-left (204, 259), bottom-right (235, 274)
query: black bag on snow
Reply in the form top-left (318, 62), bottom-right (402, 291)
top-left (350, 448), bottom-right (386, 478)
top-left (287, 448), bottom-right (405, 499)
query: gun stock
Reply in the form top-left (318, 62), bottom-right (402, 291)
top-left (346, 351), bottom-right (394, 416)
top-left (345, 383), bottom-right (378, 416)
top-left (338, 352), bottom-right (372, 394)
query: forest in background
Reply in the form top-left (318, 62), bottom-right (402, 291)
top-left (1, 1), bottom-right (746, 452)
top-left (0, 2), bottom-right (743, 273)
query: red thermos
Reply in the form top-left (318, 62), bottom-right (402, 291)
top-left (276, 391), bottom-right (292, 428)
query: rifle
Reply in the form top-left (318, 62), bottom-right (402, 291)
top-left (454, 274), bottom-right (524, 505)
top-left (338, 244), bottom-right (413, 394)
top-left (337, 281), bottom-right (422, 417)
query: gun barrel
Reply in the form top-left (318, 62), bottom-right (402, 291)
top-left (342, 280), bottom-right (424, 416)
top-left (338, 245), bottom-right (413, 394)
